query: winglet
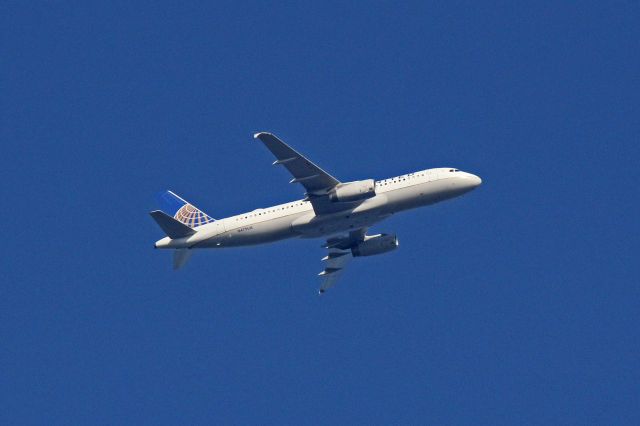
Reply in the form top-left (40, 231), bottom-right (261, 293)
top-left (253, 131), bottom-right (271, 139)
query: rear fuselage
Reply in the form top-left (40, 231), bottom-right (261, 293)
top-left (154, 168), bottom-right (481, 250)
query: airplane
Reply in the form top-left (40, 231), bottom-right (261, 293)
top-left (150, 132), bottom-right (482, 294)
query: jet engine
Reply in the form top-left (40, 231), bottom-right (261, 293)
top-left (329, 179), bottom-right (376, 203)
top-left (351, 234), bottom-right (399, 257)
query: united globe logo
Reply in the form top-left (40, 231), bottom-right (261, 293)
top-left (174, 204), bottom-right (214, 228)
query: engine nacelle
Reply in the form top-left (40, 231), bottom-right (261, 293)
top-left (329, 179), bottom-right (376, 203)
top-left (351, 234), bottom-right (399, 257)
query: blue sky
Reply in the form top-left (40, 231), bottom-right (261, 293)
top-left (2, 1), bottom-right (639, 424)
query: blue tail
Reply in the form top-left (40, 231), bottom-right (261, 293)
top-left (156, 190), bottom-right (215, 228)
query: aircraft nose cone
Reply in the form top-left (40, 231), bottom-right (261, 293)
top-left (462, 173), bottom-right (482, 189)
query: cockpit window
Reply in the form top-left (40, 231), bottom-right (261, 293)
top-left (449, 169), bottom-right (460, 172)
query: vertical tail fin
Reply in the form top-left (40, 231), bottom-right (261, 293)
top-left (157, 190), bottom-right (215, 228)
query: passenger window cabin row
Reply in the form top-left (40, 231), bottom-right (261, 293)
top-left (376, 172), bottom-right (428, 186)
top-left (235, 202), bottom-right (307, 221)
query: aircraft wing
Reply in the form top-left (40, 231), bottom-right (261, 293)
top-left (318, 228), bottom-right (366, 294)
top-left (254, 132), bottom-right (340, 195)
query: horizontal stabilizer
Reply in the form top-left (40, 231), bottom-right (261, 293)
top-left (149, 210), bottom-right (196, 239)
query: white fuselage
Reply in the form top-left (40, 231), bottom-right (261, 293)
top-left (154, 168), bottom-right (481, 250)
